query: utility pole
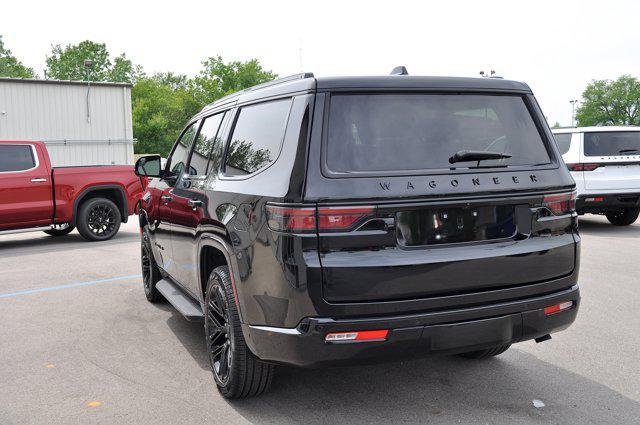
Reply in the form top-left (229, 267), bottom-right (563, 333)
top-left (569, 99), bottom-right (578, 127)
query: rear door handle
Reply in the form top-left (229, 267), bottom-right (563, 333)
top-left (31, 178), bottom-right (47, 183)
top-left (161, 195), bottom-right (173, 203)
top-left (188, 199), bottom-right (203, 209)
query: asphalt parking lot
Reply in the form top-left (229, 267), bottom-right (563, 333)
top-left (0, 217), bottom-right (639, 424)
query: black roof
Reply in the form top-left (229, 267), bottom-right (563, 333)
top-left (315, 76), bottom-right (531, 92)
top-left (199, 73), bottom-right (531, 115)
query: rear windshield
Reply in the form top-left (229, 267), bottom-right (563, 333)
top-left (584, 132), bottom-right (640, 156)
top-left (326, 94), bottom-right (551, 174)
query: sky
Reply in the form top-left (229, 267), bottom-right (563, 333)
top-left (2, 0), bottom-right (639, 126)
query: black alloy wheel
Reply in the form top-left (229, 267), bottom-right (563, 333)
top-left (141, 230), bottom-right (163, 302)
top-left (206, 283), bottom-right (233, 385)
top-left (204, 266), bottom-right (274, 398)
top-left (87, 204), bottom-right (117, 237)
top-left (77, 197), bottom-right (122, 241)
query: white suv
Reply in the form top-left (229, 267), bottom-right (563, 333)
top-left (552, 126), bottom-right (640, 225)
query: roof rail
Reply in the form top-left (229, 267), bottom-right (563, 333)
top-left (245, 72), bottom-right (315, 92)
top-left (203, 72), bottom-right (315, 110)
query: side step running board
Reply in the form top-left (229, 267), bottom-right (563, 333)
top-left (156, 279), bottom-right (204, 322)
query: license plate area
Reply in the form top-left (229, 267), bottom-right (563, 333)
top-left (396, 205), bottom-right (517, 247)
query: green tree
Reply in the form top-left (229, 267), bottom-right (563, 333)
top-left (132, 75), bottom-right (199, 155)
top-left (191, 55), bottom-right (277, 105)
top-left (133, 57), bottom-right (276, 155)
top-left (576, 75), bottom-right (640, 126)
top-left (0, 35), bottom-right (35, 78)
top-left (45, 40), bottom-right (142, 83)
top-left (109, 53), bottom-right (144, 84)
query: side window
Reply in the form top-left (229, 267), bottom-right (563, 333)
top-left (0, 145), bottom-right (36, 172)
top-left (224, 99), bottom-right (291, 176)
top-left (165, 122), bottom-right (199, 185)
top-left (189, 112), bottom-right (225, 176)
top-left (553, 133), bottom-right (572, 155)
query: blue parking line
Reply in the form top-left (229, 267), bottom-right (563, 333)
top-left (0, 274), bottom-right (142, 299)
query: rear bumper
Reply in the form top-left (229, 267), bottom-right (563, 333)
top-left (576, 193), bottom-right (640, 213)
top-left (242, 284), bottom-right (580, 368)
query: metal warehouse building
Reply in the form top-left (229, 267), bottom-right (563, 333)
top-left (0, 78), bottom-right (134, 166)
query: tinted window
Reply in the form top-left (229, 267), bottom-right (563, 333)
top-left (190, 113), bottom-right (225, 176)
top-left (0, 145), bottom-right (36, 172)
top-left (166, 122), bottom-right (198, 181)
top-left (326, 94), bottom-right (551, 174)
top-left (584, 132), bottom-right (640, 156)
top-left (225, 99), bottom-right (291, 176)
top-left (553, 133), bottom-right (572, 155)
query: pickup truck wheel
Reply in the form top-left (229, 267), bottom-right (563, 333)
top-left (44, 226), bottom-right (75, 237)
top-left (141, 230), bottom-right (163, 302)
top-left (77, 198), bottom-right (121, 241)
top-left (458, 344), bottom-right (511, 359)
top-left (205, 266), bottom-right (274, 399)
top-left (605, 208), bottom-right (640, 226)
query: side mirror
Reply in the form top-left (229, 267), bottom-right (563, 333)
top-left (135, 155), bottom-right (162, 178)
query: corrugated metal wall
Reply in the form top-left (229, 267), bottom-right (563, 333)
top-left (0, 79), bottom-right (134, 166)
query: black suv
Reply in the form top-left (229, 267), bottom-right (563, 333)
top-left (135, 71), bottom-right (580, 398)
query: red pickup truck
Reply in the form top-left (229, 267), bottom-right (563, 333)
top-left (0, 140), bottom-right (145, 241)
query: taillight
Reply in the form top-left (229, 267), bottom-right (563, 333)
top-left (266, 205), bottom-right (376, 233)
top-left (317, 206), bottom-right (375, 232)
top-left (542, 192), bottom-right (576, 215)
top-left (265, 206), bottom-right (316, 233)
top-left (566, 163), bottom-right (600, 171)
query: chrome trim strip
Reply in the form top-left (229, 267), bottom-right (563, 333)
top-left (0, 226), bottom-right (51, 236)
top-left (249, 325), bottom-right (302, 335)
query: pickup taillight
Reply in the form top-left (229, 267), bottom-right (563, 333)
top-left (266, 205), bottom-right (376, 233)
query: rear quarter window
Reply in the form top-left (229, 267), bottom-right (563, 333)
top-left (224, 99), bottom-right (291, 176)
top-left (325, 94), bottom-right (552, 175)
top-left (553, 133), bottom-right (573, 155)
top-left (0, 145), bottom-right (36, 172)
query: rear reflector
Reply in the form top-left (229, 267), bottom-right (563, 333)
top-left (567, 163), bottom-right (600, 171)
top-left (544, 301), bottom-right (573, 315)
top-left (542, 192), bottom-right (576, 215)
top-left (266, 204), bottom-right (376, 233)
top-left (325, 329), bottom-right (389, 343)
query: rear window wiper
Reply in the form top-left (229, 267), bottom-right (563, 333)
top-left (619, 148), bottom-right (640, 154)
top-left (449, 150), bottom-right (512, 165)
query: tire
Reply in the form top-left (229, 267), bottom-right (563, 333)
top-left (605, 208), bottom-right (640, 226)
top-left (141, 229), bottom-right (163, 302)
top-left (76, 197), bottom-right (122, 241)
top-left (458, 344), bottom-right (511, 359)
top-left (205, 266), bottom-right (274, 399)
top-left (44, 225), bottom-right (75, 237)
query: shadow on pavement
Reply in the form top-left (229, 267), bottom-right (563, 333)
top-left (167, 318), bottom-right (639, 424)
top-left (0, 230), bottom-right (139, 257)
top-left (578, 216), bottom-right (640, 237)
top-left (162, 306), bottom-right (210, 370)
